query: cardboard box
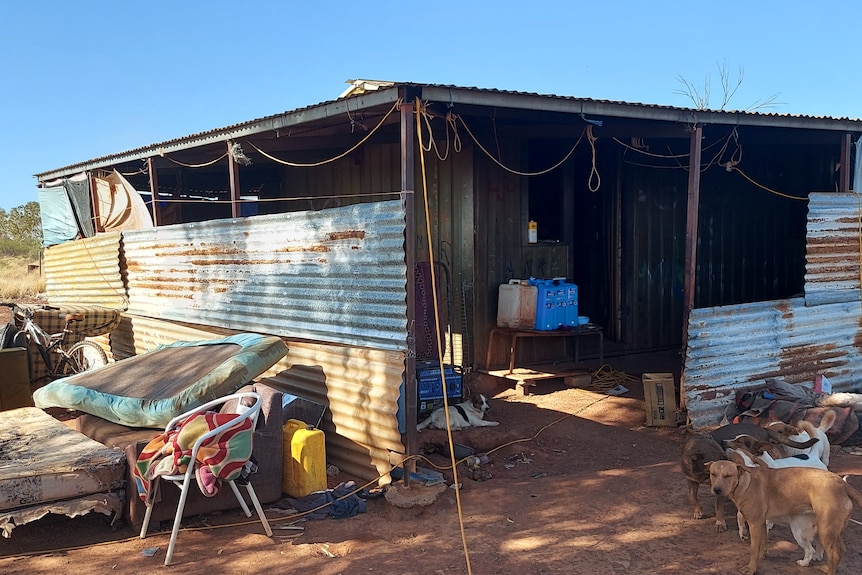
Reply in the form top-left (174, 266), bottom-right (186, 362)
top-left (642, 373), bottom-right (677, 426)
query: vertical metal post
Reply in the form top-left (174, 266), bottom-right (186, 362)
top-left (227, 140), bottom-right (241, 218)
top-left (840, 133), bottom-right (851, 193)
top-left (147, 157), bottom-right (160, 226)
top-left (679, 125), bottom-right (702, 412)
top-left (89, 173), bottom-right (103, 233)
top-left (401, 94), bottom-right (417, 482)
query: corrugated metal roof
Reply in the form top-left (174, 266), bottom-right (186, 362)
top-left (683, 297), bottom-right (862, 428)
top-left (805, 192), bottom-right (862, 306)
top-left (122, 200), bottom-right (408, 351)
top-left (35, 82), bottom-right (862, 181)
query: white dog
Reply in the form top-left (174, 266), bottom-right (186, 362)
top-left (780, 410), bottom-right (837, 468)
top-left (417, 393), bottom-right (499, 431)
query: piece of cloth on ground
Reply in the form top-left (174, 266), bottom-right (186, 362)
top-left (286, 481), bottom-right (367, 520)
top-left (727, 378), bottom-right (859, 444)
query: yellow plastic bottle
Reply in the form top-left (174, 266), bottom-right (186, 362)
top-left (282, 418), bottom-right (327, 497)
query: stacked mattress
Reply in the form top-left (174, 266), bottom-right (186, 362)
top-left (0, 407), bottom-right (126, 537)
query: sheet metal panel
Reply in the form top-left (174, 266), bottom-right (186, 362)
top-left (805, 192), bottom-right (862, 306)
top-left (43, 232), bottom-right (127, 309)
top-left (122, 200), bottom-right (407, 351)
top-left (261, 342), bottom-right (405, 481)
top-left (109, 314), bottom-right (404, 481)
top-left (683, 297), bottom-right (862, 428)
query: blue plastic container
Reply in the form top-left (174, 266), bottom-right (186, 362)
top-left (564, 283), bottom-right (579, 327)
top-left (529, 278), bottom-right (561, 330)
top-left (529, 278), bottom-right (579, 330)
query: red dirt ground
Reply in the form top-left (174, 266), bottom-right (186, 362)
top-left (3, 371), bottom-right (862, 575)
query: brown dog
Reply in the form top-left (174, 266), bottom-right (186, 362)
top-left (681, 433), bottom-right (730, 532)
top-left (709, 459), bottom-right (862, 575)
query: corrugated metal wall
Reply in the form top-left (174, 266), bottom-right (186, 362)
top-left (683, 297), bottom-right (862, 427)
top-left (43, 232), bottom-right (127, 309)
top-left (684, 191), bottom-right (862, 428)
top-left (122, 200), bottom-right (407, 351)
top-left (805, 192), bottom-right (862, 306)
top-left (622, 162), bottom-right (686, 350)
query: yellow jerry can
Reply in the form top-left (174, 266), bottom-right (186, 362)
top-left (282, 418), bottom-right (327, 497)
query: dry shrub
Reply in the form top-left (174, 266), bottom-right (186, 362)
top-left (0, 256), bottom-right (44, 300)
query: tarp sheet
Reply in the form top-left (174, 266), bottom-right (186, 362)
top-left (38, 185), bottom-right (79, 247)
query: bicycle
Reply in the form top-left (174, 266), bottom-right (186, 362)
top-left (1, 302), bottom-right (109, 379)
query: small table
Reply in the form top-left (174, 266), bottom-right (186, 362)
top-left (485, 325), bottom-right (604, 374)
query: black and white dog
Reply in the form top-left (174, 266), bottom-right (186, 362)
top-left (417, 393), bottom-right (499, 431)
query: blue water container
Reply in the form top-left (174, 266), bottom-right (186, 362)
top-left (564, 283), bottom-right (579, 327)
top-left (530, 278), bottom-right (562, 330)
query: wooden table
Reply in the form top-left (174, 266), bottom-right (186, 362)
top-left (485, 325), bottom-right (604, 374)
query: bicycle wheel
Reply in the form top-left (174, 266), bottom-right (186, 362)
top-left (62, 341), bottom-right (109, 374)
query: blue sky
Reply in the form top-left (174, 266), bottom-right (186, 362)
top-left (2, 0), bottom-right (860, 211)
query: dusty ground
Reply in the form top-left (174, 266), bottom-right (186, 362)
top-left (3, 371), bottom-right (862, 575)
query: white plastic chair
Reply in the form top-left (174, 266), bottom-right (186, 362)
top-left (139, 391), bottom-right (273, 565)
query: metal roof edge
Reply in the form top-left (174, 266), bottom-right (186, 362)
top-left (35, 82), bottom-right (862, 182)
top-left (35, 87), bottom-right (403, 181)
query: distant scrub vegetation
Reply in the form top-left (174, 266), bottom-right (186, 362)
top-left (0, 201), bottom-right (44, 299)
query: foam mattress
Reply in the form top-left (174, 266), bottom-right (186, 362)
top-left (32, 333), bottom-right (288, 428)
top-left (0, 407), bottom-right (126, 535)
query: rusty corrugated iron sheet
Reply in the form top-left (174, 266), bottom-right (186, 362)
top-left (109, 313), bottom-right (403, 481)
top-left (43, 232), bottom-right (127, 309)
top-left (805, 192), bottom-right (862, 306)
top-left (122, 200), bottom-right (407, 351)
top-left (683, 297), bottom-right (862, 428)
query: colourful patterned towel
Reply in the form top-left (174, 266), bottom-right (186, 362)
top-left (133, 411), bottom-right (253, 503)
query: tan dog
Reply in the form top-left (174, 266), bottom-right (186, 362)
top-left (709, 459), bottom-right (862, 575)
top-left (724, 445), bottom-right (824, 567)
top-left (681, 433), bottom-right (729, 532)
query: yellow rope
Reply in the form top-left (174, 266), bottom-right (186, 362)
top-left (453, 112), bottom-right (587, 177)
top-left (415, 96), bottom-right (474, 575)
top-left (246, 98), bottom-right (402, 167)
top-left (160, 152), bottom-right (228, 168)
top-left (587, 125), bottom-right (601, 192)
top-left (727, 166), bottom-right (808, 201)
top-left (584, 364), bottom-right (638, 392)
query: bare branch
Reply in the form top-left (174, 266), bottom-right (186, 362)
top-left (675, 62), bottom-right (783, 113)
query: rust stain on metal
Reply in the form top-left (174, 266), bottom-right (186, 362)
top-left (274, 245), bottom-right (331, 253)
top-left (776, 342), bottom-right (842, 380)
top-left (165, 247), bottom-right (245, 257)
top-left (327, 230), bottom-right (366, 241)
top-left (775, 301), bottom-right (793, 319)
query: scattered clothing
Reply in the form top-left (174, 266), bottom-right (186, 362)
top-left (286, 481), bottom-right (367, 520)
top-left (727, 378), bottom-right (860, 445)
